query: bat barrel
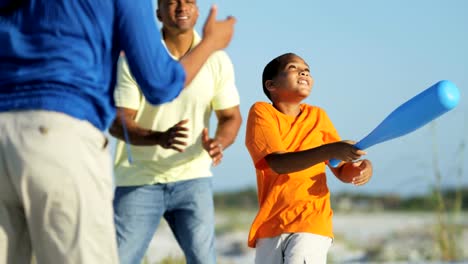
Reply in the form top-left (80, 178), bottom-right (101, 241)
top-left (357, 80), bottom-right (459, 150)
top-left (436, 80), bottom-right (460, 110)
top-left (329, 80), bottom-right (460, 168)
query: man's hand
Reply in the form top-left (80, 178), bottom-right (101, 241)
top-left (202, 128), bottom-right (223, 166)
top-left (202, 5), bottom-right (236, 51)
top-left (157, 119), bottom-right (189, 152)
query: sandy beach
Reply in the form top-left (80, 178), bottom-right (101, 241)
top-left (144, 211), bottom-right (468, 263)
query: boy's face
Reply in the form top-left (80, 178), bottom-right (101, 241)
top-left (157, 0), bottom-right (199, 33)
top-left (267, 55), bottom-right (314, 101)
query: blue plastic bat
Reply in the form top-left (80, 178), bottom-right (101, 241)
top-left (329, 80), bottom-right (460, 168)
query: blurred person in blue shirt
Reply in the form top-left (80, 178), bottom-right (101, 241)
top-left (0, 0), bottom-right (235, 263)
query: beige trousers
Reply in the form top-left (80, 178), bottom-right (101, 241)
top-left (0, 111), bottom-right (118, 264)
top-left (255, 233), bottom-right (332, 264)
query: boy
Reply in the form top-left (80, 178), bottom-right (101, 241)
top-left (245, 53), bottom-right (373, 264)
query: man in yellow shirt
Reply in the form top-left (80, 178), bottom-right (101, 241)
top-left (109, 0), bottom-right (242, 263)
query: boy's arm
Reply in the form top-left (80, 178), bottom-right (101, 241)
top-left (246, 104), bottom-right (363, 174)
top-left (329, 159), bottom-right (373, 185)
top-left (264, 142), bottom-right (365, 174)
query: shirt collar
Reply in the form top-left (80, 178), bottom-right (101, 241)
top-left (161, 30), bottom-right (201, 60)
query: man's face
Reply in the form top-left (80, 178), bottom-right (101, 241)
top-left (157, 0), bottom-right (199, 33)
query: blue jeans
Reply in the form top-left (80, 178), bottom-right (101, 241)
top-left (113, 177), bottom-right (216, 264)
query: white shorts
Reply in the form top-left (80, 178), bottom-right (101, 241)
top-left (0, 111), bottom-right (118, 264)
top-left (255, 232), bottom-right (332, 264)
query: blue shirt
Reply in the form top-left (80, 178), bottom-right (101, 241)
top-left (0, 0), bottom-right (186, 131)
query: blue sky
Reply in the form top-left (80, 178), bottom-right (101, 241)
top-left (190, 0), bottom-right (468, 195)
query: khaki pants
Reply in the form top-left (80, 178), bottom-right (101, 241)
top-left (0, 111), bottom-right (118, 264)
top-left (255, 233), bottom-right (332, 264)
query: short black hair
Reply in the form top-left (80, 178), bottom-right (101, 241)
top-left (262, 53), bottom-right (297, 101)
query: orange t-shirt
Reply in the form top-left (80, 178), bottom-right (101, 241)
top-left (245, 102), bottom-right (341, 248)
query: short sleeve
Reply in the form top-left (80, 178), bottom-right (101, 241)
top-left (211, 51), bottom-right (240, 110)
top-left (245, 103), bottom-right (285, 169)
top-left (319, 108), bottom-right (341, 143)
top-left (114, 56), bottom-right (142, 110)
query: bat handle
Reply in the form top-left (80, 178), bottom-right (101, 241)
top-left (328, 158), bottom-right (341, 168)
top-left (328, 142), bottom-right (365, 168)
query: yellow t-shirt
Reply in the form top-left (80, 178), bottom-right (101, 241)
top-left (113, 32), bottom-right (240, 186)
top-left (245, 102), bottom-right (340, 247)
